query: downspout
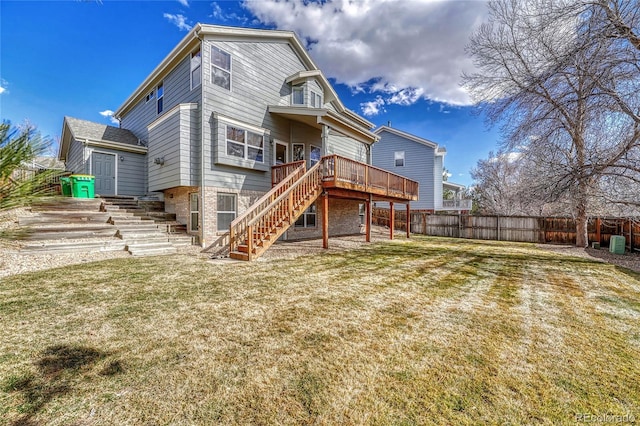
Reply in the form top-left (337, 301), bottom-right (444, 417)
top-left (83, 138), bottom-right (89, 173)
top-left (198, 32), bottom-right (206, 247)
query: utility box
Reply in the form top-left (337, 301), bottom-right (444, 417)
top-left (69, 175), bottom-right (95, 199)
top-left (609, 235), bottom-right (626, 254)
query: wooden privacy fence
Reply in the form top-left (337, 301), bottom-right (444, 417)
top-left (372, 208), bottom-right (640, 251)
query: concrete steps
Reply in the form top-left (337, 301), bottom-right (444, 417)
top-left (126, 242), bottom-right (177, 256)
top-left (20, 239), bottom-right (127, 254)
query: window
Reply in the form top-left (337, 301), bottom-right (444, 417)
top-left (292, 86), bottom-right (304, 105)
top-left (190, 48), bottom-right (201, 89)
top-left (189, 193), bottom-right (199, 232)
top-left (217, 193), bottom-right (236, 231)
top-left (211, 45), bottom-right (231, 90)
top-left (292, 143), bottom-right (305, 161)
top-left (394, 151), bottom-right (405, 167)
top-left (359, 203), bottom-right (366, 225)
top-left (145, 90), bottom-right (154, 103)
top-left (310, 91), bottom-right (322, 108)
top-left (310, 145), bottom-right (321, 166)
top-left (156, 83), bottom-right (164, 114)
top-left (295, 204), bottom-right (317, 228)
top-left (226, 125), bottom-right (264, 162)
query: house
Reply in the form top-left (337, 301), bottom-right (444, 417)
top-left (58, 24), bottom-right (418, 260)
top-left (371, 125), bottom-right (470, 213)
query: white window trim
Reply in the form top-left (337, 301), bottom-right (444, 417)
top-left (311, 91), bottom-right (322, 108)
top-left (156, 82), bottom-right (164, 115)
top-left (292, 86), bottom-right (304, 105)
top-left (211, 44), bottom-right (231, 91)
top-left (189, 192), bottom-right (199, 233)
top-left (190, 48), bottom-right (202, 91)
top-left (310, 145), bottom-right (321, 166)
top-left (216, 193), bottom-right (237, 232)
top-left (394, 151), bottom-right (405, 167)
top-left (145, 90), bottom-right (154, 103)
top-left (225, 124), bottom-right (265, 163)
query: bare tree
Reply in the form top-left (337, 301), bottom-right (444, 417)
top-left (464, 0), bottom-right (640, 247)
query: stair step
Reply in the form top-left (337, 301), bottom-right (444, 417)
top-left (229, 251), bottom-right (249, 261)
top-left (20, 239), bottom-right (127, 254)
top-left (109, 219), bottom-right (145, 225)
top-left (19, 212), bottom-right (110, 225)
top-left (21, 229), bottom-right (118, 240)
top-left (126, 242), bottom-right (177, 257)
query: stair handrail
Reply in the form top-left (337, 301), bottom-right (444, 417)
top-left (240, 161), bottom-right (323, 260)
top-left (229, 161), bottom-right (306, 253)
top-left (247, 160), bottom-right (322, 229)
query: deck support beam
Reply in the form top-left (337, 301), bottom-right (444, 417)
top-left (389, 202), bottom-right (394, 240)
top-left (322, 192), bottom-right (329, 249)
top-left (406, 203), bottom-right (410, 238)
top-left (365, 195), bottom-right (372, 243)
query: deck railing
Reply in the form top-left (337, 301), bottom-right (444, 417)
top-left (229, 161), bottom-right (306, 255)
top-left (272, 160), bottom-right (305, 187)
top-left (321, 155), bottom-right (418, 200)
top-left (440, 199), bottom-right (473, 210)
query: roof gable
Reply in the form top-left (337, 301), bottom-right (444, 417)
top-left (374, 126), bottom-right (440, 149)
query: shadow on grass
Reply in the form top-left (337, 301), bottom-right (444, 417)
top-left (3, 344), bottom-right (122, 425)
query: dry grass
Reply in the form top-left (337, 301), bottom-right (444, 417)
top-left (1, 236), bottom-right (639, 425)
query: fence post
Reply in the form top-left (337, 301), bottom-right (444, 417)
top-left (496, 215), bottom-right (500, 241)
top-left (422, 212), bottom-right (427, 235)
top-left (630, 219), bottom-right (634, 252)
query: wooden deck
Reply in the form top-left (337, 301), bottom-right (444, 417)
top-left (273, 155), bottom-right (419, 202)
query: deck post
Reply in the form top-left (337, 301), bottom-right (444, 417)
top-left (365, 195), bottom-right (371, 243)
top-left (322, 192), bottom-right (329, 249)
top-left (406, 203), bottom-right (410, 238)
top-left (389, 202), bottom-right (394, 240)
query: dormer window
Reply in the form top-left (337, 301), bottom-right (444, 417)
top-left (292, 86), bottom-right (304, 105)
top-left (311, 91), bottom-right (322, 108)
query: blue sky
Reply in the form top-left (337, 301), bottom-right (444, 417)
top-left (0, 0), bottom-right (500, 186)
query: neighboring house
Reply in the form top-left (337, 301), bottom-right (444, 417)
top-left (58, 24), bottom-right (418, 257)
top-left (371, 125), bottom-right (470, 212)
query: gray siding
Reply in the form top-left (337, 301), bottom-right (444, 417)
top-left (87, 147), bottom-right (146, 196)
top-left (66, 140), bottom-right (86, 174)
top-left (327, 131), bottom-right (367, 163)
top-left (147, 103), bottom-right (200, 192)
top-left (372, 129), bottom-right (436, 210)
top-left (202, 40), bottom-right (311, 192)
top-left (121, 51), bottom-right (202, 143)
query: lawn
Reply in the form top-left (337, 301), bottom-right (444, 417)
top-left (1, 236), bottom-right (639, 425)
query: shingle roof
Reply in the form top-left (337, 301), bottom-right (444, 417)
top-left (64, 117), bottom-right (139, 146)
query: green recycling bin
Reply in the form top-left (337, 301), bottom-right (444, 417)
top-left (60, 177), bottom-right (72, 197)
top-left (69, 174), bottom-right (95, 198)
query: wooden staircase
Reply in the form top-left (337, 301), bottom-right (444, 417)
top-left (229, 161), bottom-right (322, 261)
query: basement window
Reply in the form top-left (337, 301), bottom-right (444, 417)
top-left (217, 193), bottom-right (236, 232)
top-left (295, 204), bottom-right (317, 228)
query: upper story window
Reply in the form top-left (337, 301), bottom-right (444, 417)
top-left (310, 91), bottom-right (322, 108)
top-left (226, 125), bottom-right (264, 163)
top-left (191, 48), bottom-right (201, 90)
top-left (394, 151), bottom-right (405, 167)
top-left (211, 45), bottom-right (231, 90)
top-left (156, 83), bottom-right (164, 114)
top-left (145, 90), bottom-right (154, 103)
top-left (292, 86), bottom-right (304, 105)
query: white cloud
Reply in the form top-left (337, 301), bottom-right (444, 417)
top-left (177, 0), bottom-right (189, 7)
top-left (244, 0), bottom-right (487, 106)
top-left (360, 96), bottom-right (386, 117)
top-left (163, 13), bottom-right (192, 31)
top-left (0, 87), bottom-right (5, 95)
top-left (99, 109), bottom-right (119, 125)
top-left (0, 79), bottom-right (7, 95)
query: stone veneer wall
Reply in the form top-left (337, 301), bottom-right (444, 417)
top-left (164, 186), bottom-right (199, 232)
top-left (286, 198), bottom-right (363, 240)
